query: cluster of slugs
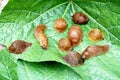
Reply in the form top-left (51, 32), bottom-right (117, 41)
top-left (0, 12), bottom-right (109, 66)
top-left (33, 12), bottom-right (109, 66)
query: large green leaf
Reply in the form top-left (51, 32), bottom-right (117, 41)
top-left (0, 49), bottom-right (81, 80)
top-left (0, 0), bottom-right (120, 80)
top-left (17, 61), bottom-right (81, 80)
top-left (0, 49), bottom-right (18, 80)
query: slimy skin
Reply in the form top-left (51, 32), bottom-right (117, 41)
top-left (8, 40), bottom-right (32, 54)
top-left (34, 24), bottom-right (48, 49)
top-left (63, 51), bottom-right (84, 66)
top-left (88, 28), bottom-right (104, 41)
top-left (58, 38), bottom-right (72, 51)
top-left (54, 18), bottom-right (67, 33)
top-left (82, 45), bottom-right (109, 59)
top-left (72, 12), bottom-right (89, 24)
top-left (68, 25), bottom-right (83, 47)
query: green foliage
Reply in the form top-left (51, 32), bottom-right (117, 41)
top-left (0, 0), bottom-right (120, 80)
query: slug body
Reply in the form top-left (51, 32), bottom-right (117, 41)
top-left (54, 18), bottom-right (67, 33)
top-left (82, 45), bottom-right (109, 59)
top-left (8, 40), bottom-right (32, 54)
top-left (68, 25), bottom-right (83, 46)
top-left (34, 24), bottom-right (48, 49)
top-left (58, 38), bottom-right (72, 51)
top-left (63, 51), bottom-right (84, 66)
top-left (88, 28), bottom-right (104, 41)
top-left (72, 12), bottom-right (89, 24)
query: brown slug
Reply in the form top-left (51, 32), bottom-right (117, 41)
top-left (88, 28), bottom-right (104, 41)
top-left (63, 51), bottom-right (84, 66)
top-left (54, 18), bottom-right (67, 33)
top-left (8, 40), bottom-right (32, 54)
top-left (72, 12), bottom-right (89, 24)
top-left (68, 25), bottom-right (83, 47)
top-left (82, 45), bottom-right (109, 59)
top-left (58, 38), bottom-right (72, 51)
top-left (34, 24), bottom-right (48, 49)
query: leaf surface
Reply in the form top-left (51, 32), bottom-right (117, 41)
top-left (0, 0), bottom-right (120, 80)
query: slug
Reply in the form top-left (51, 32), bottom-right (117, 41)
top-left (88, 28), bottom-right (104, 41)
top-left (54, 18), bottom-right (67, 33)
top-left (82, 45), bottom-right (109, 59)
top-left (8, 40), bottom-right (32, 54)
top-left (68, 25), bottom-right (83, 47)
top-left (63, 51), bottom-right (84, 66)
top-left (58, 38), bottom-right (72, 51)
top-left (34, 24), bottom-right (48, 49)
top-left (72, 12), bottom-right (89, 24)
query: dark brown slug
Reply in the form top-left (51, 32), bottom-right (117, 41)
top-left (8, 40), bottom-right (32, 54)
top-left (72, 12), bottom-right (89, 24)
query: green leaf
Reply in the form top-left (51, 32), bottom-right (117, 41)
top-left (0, 0), bottom-right (120, 80)
top-left (0, 49), bottom-right (18, 80)
top-left (0, 50), bottom-right (81, 80)
top-left (17, 60), bottom-right (81, 80)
